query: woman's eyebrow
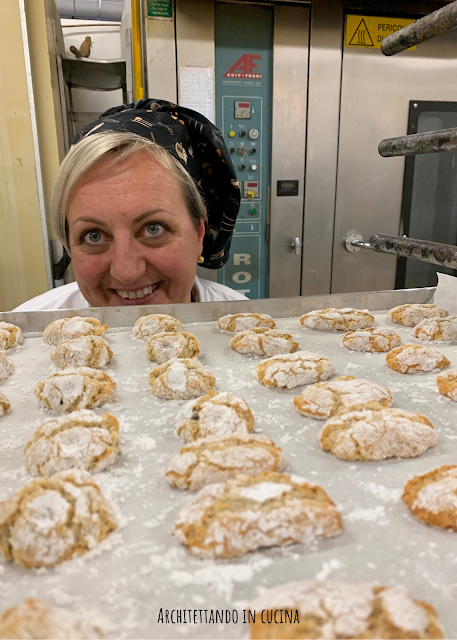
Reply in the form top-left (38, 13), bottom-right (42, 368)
top-left (72, 209), bottom-right (171, 226)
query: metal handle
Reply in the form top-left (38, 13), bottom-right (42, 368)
top-left (291, 237), bottom-right (301, 255)
top-left (379, 128), bottom-right (457, 158)
top-left (381, 1), bottom-right (457, 56)
top-left (344, 232), bottom-right (457, 269)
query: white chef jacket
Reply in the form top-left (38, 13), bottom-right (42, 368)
top-left (12, 276), bottom-right (247, 311)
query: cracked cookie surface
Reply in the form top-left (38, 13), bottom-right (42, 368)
top-left (177, 390), bottom-right (254, 442)
top-left (0, 352), bottom-right (14, 380)
top-left (42, 317), bottom-right (107, 346)
top-left (24, 410), bottom-right (120, 477)
top-left (388, 303), bottom-right (448, 327)
top-left (0, 322), bottom-right (23, 350)
top-left (230, 328), bottom-right (298, 356)
top-left (437, 368), bottom-right (457, 401)
top-left (414, 315), bottom-right (457, 343)
top-left (257, 351), bottom-right (334, 389)
top-left (218, 313), bottom-right (275, 333)
top-left (0, 390), bottom-right (10, 418)
top-left (403, 465), bottom-right (457, 531)
top-left (0, 469), bottom-right (117, 568)
top-left (145, 331), bottom-right (200, 364)
top-left (50, 336), bottom-right (113, 369)
top-left (172, 471), bottom-right (342, 558)
top-left (132, 314), bottom-right (183, 340)
top-left (343, 327), bottom-right (400, 352)
top-left (0, 598), bottom-right (105, 639)
top-left (148, 358), bottom-right (215, 400)
top-left (300, 308), bottom-right (374, 332)
top-left (248, 581), bottom-right (444, 639)
top-left (294, 376), bottom-right (392, 419)
top-left (319, 404), bottom-right (436, 460)
top-left (35, 367), bottom-right (116, 412)
top-left (166, 434), bottom-right (286, 490)
top-left (386, 344), bottom-right (450, 374)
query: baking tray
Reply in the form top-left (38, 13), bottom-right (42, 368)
top-left (2, 286), bottom-right (457, 639)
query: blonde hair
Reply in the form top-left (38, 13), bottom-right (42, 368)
top-left (50, 131), bottom-right (207, 251)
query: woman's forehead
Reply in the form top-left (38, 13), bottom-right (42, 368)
top-left (67, 152), bottom-right (187, 220)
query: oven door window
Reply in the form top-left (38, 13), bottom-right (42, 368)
top-left (397, 100), bottom-right (457, 289)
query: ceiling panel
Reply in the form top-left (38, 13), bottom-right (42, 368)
top-left (56, 0), bottom-right (124, 22)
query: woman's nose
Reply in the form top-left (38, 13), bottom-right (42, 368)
top-left (109, 238), bottom-right (147, 284)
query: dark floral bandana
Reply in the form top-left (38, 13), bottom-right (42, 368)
top-left (74, 99), bottom-right (241, 269)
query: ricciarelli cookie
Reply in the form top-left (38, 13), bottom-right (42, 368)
top-left (388, 303), bottom-right (448, 327)
top-left (0, 598), bottom-right (105, 639)
top-left (50, 336), bottom-right (113, 369)
top-left (0, 352), bottom-right (14, 380)
top-left (218, 313), bottom-right (275, 333)
top-left (176, 390), bottom-right (254, 442)
top-left (145, 331), bottom-right (200, 364)
top-left (319, 405), bottom-right (436, 461)
top-left (0, 322), bottom-right (23, 350)
top-left (256, 351), bottom-right (334, 390)
top-left (43, 317), bottom-right (108, 346)
top-left (437, 368), bottom-right (457, 401)
top-left (414, 315), bottom-right (457, 343)
top-left (248, 581), bottom-right (444, 640)
top-left (230, 328), bottom-right (298, 357)
top-left (0, 390), bottom-right (10, 418)
top-left (132, 314), bottom-right (183, 340)
top-left (403, 465), bottom-right (457, 530)
top-left (343, 328), bottom-right (400, 353)
top-left (171, 472), bottom-right (342, 558)
top-left (386, 344), bottom-right (450, 374)
top-left (0, 469), bottom-right (117, 568)
top-left (165, 434), bottom-right (287, 490)
top-left (24, 410), bottom-right (120, 477)
top-left (294, 376), bottom-right (392, 419)
top-left (35, 368), bottom-right (116, 412)
top-left (300, 308), bottom-right (374, 332)
top-left (148, 358), bottom-right (215, 400)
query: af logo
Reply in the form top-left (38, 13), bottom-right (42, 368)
top-left (224, 54), bottom-right (262, 79)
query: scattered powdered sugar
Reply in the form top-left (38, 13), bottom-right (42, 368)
top-left (315, 558), bottom-right (345, 580)
top-left (345, 505), bottom-right (389, 526)
top-left (170, 557), bottom-right (273, 601)
top-left (359, 482), bottom-right (402, 503)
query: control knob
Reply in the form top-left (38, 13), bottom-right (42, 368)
top-left (239, 164), bottom-right (246, 171)
top-left (251, 164), bottom-right (258, 171)
top-left (249, 129), bottom-right (259, 139)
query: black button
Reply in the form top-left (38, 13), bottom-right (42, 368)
top-left (229, 148), bottom-right (235, 154)
top-left (240, 130), bottom-right (246, 137)
top-left (250, 147), bottom-right (257, 154)
top-left (239, 164), bottom-right (246, 171)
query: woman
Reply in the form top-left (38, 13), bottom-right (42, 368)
top-left (15, 100), bottom-right (246, 311)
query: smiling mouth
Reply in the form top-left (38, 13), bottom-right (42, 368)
top-left (115, 283), bottom-right (159, 300)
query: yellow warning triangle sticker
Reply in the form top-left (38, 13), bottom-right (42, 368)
top-left (348, 18), bottom-right (374, 47)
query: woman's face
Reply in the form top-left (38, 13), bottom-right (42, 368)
top-left (66, 150), bottom-right (205, 307)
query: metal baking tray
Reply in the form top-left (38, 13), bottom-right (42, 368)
top-left (2, 286), bottom-right (457, 639)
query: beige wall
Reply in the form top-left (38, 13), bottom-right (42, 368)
top-left (0, 0), bottom-right (50, 311)
top-left (25, 0), bottom-right (66, 235)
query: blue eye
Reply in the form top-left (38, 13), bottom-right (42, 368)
top-left (145, 223), bottom-right (162, 237)
top-left (85, 231), bottom-right (102, 244)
